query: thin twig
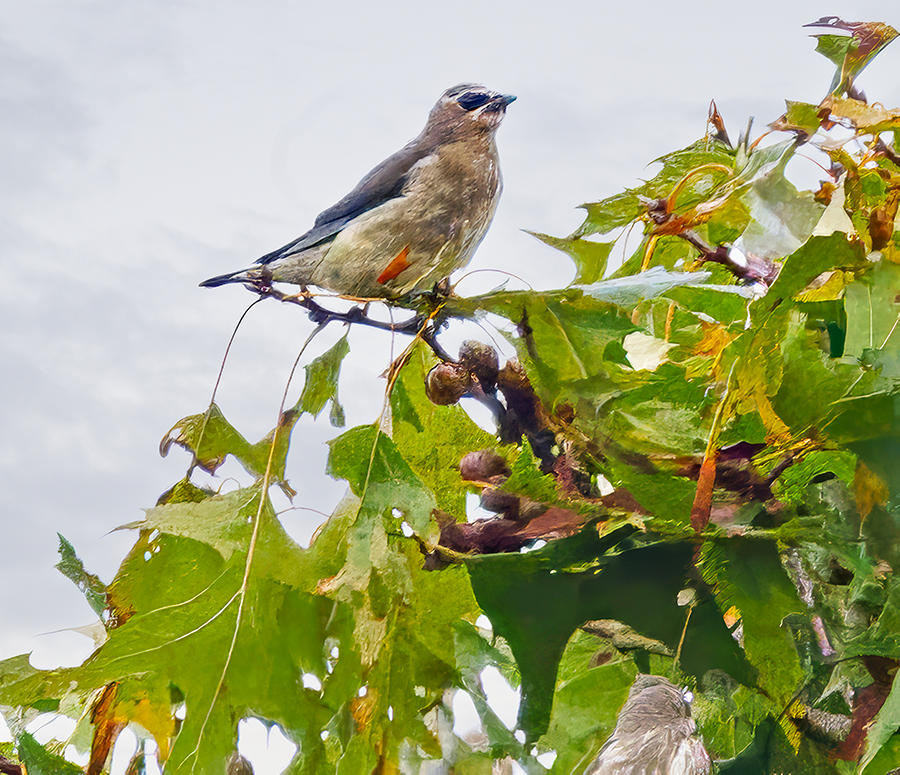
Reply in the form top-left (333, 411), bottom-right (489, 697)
top-left (674, 602), bottom-right (695, 669)
top-left (679, 230), bottom-right (780, 286)
top-left (248, 283), bottom-right (456, 361)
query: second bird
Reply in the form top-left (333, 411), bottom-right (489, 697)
top-left (200, 84), bottom-right (515, 299)
top-left (585, 675), bottom-right (712, 775)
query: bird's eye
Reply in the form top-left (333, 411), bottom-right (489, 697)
top-left (457, 92), bottom-right (490, 111)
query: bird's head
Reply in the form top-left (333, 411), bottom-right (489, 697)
top-left (619, 674), bottom-right (695, 732)
top-left (425, 84), bottom-right (516, 141)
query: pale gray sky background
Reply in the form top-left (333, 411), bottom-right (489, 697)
top-left (1, 0), bottom-right (898, 724)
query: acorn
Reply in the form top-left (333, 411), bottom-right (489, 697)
top-left (459, 449), bottom-right (511, 483)
top-left (425, 362), bottom-right (473, 406)
top-left (870, 207), bottom-right (893, 251)
top-left (480, 486), bottom-right (520, 517)
top-left (458, 340), bottom-right (500, 390)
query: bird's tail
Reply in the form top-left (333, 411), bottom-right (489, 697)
top-left (199, 268), bottom-right (251, 288)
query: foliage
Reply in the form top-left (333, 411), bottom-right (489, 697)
top-left (3, 18), bottom-right (900, 774)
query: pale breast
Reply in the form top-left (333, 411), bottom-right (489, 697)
top-left (309, 136), bottom-right (502, 298)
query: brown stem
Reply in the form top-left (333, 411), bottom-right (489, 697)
top-left (680, 230), bottom-right (780, 286)
top-left (250, 284), bottom-right (456, 362)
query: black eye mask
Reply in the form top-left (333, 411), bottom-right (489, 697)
top-left (457, 91), bottom-right (490, 111)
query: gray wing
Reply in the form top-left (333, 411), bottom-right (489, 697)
top-left (256, 136), bottom-right (432, 265)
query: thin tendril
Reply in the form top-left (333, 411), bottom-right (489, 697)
top-left (192, 298), bottom-right (265, 474)
top-left (452, 267), bottom-right (534, 291)
top-left (188, 322), bottom-right (326, 770)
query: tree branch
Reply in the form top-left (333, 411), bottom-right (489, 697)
top-left (247, 283), bottom-right (456, 362)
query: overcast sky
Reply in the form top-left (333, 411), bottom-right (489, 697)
top-left (2, 0), bottom-right (898, 726)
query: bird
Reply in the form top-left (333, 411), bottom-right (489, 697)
top-left (200, 84), bottom-right (515, 300)
top-left (584, 674), bottom-right (712, 775)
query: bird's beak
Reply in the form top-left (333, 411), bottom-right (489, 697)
top-left (500, 94), bottom-right (517, 106)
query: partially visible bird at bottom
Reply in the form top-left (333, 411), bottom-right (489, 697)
top-left (585, 674), bottom-right (712, 775)
top-left (200, 84), bottom-right (515, 300)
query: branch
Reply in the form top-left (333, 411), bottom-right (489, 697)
top-left (874, 136), bottom-right (900, 167)
top-left (641, 195), bottom-right (781, 287)
top-left (248, 283), bottom-right (456, 362)
top-left (680, 230), bottom-right (780, 286)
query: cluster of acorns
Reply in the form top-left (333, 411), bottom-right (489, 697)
top-left (424, 339), bottom-right (502, 407)
top-left (424, 339), bottom-right (555, 473)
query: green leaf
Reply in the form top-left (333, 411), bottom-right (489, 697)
top-left (539, 651), bottom-right (636, 774)
top-left (863, 672), bottom-right (900, 770)
top-left (527, 231), bottom-right (613, 285)
top-left (55, 534), bottom-right (107, 617)
top-left (749, 233), bottom-right (863, 334)
top-left (768, 309), bottom-right (867, 438)
top-left (814, 33), bottom-right (860, 71)
top-left (452, 622), bottom-right (525, 756)
top-left (296, 334), bottom-right (350, 425)
top-left (129, 484), bottom-right (300, 564)
top-left (772, 450), bottom-right (857, 504)
top-left (575, 138), bottom-right (736, 239)
top-left (780, 100), bottom-right (826, 134)
top-left (159, 402), bottom-right (301, 495)
top-left (326, 424), bottom-right (436, 535)
top-left (466, 527), bottom-right (750, 741)
top-left (160, 402), bottom-right (252, 473)
top-left (664, 284), bottom-right (752, 326)
top-left (843, 260), bottom-right (900, 390)
top-left (16, 732), bottom-right (83, 775)
top-left (700, 539), bottom-right (806, 706)
top-left (390, 342), bottom-right (498, 516)
top-left (810, 22), bottom-right (898, 95)
top-left (864, 732), bottom-right (900, 774)
top-left (576, 267), bottom-right (713, 308)
top-left (844, 578), bottom-right (900, 658)
top-left (575, 192), bottom-right (645, 238)
top-left (501, 445), bottom-right (560, 504)
top-left (156, 477), bottom-right (216, 505)
top-left (607, 458), bottom-right (697, 525)
top-left (738, 146), bottom-right (823, 260)
top-left (1, 491), bottom-right (378, 772)
top-left (580, 362), bottom-right (714, 457)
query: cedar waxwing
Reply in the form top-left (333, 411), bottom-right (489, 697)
top-left (200, 84), bottom-right (515, 299)
top-left (585, 675), bottom-right (712, 775)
